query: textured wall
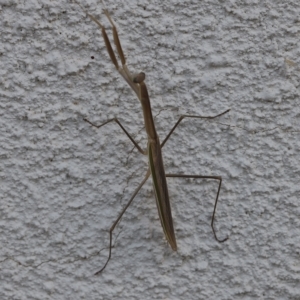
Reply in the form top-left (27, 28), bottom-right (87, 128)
top-left (1, 0), bottom-right (300, 299)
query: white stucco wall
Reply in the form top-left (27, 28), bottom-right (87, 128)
top-left (1, 0), bottom-right (300, 299)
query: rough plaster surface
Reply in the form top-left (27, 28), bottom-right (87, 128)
top-left (1, 0), bottom-right (300, 299)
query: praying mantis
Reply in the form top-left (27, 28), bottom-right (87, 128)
top-left (78, 5), bottom-right (230, 274)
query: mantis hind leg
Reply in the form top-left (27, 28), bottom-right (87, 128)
top-left (165, 174), bottom-right (228, 243)
top-left (95, 170), bottom-right (150, 275)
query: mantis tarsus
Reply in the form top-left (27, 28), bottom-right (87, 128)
top-left (80, 6), bottom-right (230, 275)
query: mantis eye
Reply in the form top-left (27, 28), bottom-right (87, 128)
top-left (133, 72), bottom-right (146, 83)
